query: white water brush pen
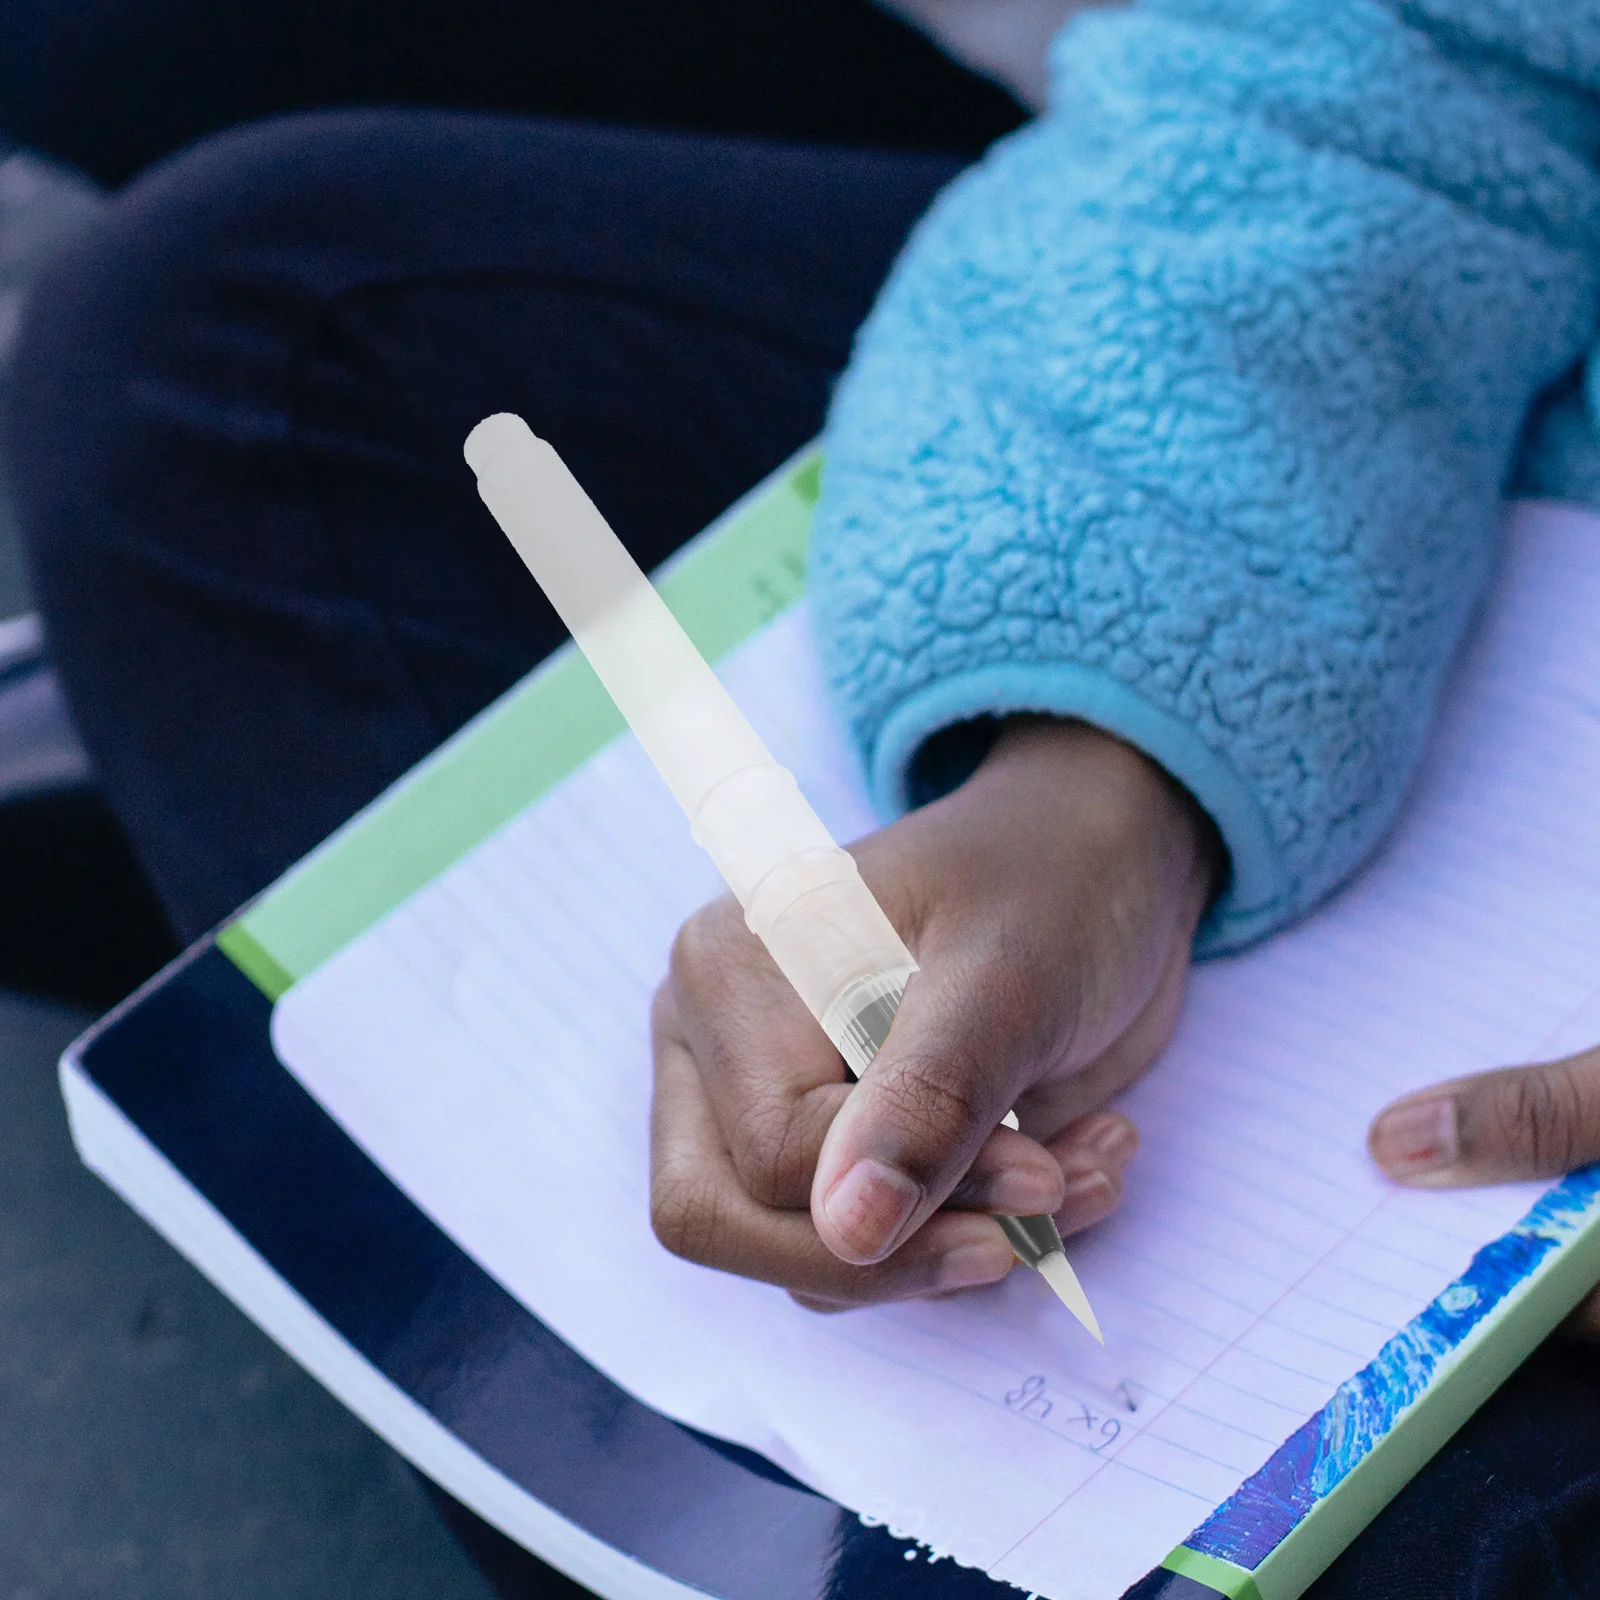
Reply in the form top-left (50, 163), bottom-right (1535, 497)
top-left (465, 413), bottom-right (1102, 1342)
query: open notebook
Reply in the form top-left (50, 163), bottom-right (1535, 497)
top-left (64, 456), bottom-right (1600, 1600)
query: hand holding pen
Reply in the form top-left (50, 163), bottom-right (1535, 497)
top-left (468, 415), bottom-right (1221, 1322)
top-left (653, 717), bottom-right (1218, 1313)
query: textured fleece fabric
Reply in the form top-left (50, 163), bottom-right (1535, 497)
top-left (812, 0), bottom-right (1600, 953)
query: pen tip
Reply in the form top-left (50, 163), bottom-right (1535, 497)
top-left (1037, 1251), bottom-right (1103, 1343)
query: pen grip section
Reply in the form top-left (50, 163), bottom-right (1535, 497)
top-left (691, 761), bottom-right (916, 1032)
top-left (823, 967), bottom-right (913, 1079)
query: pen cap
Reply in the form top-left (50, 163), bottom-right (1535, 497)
top-left (467, 413), bottom-right (768, 815)
top-left (466, 414), bottom-right (645, 641)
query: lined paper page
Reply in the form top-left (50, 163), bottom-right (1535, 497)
top-left (273, 502), bottom-right (1600, 1599)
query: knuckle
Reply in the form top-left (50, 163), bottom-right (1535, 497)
top-left (649, 979), bottom-right (677, 1037)
top-left (668, 897), bottom-right (744, 988)
top-left (874, 1056), bottom-right (988, 1172)
top-left (727, 1103), bottom-right (812, 1209)
top-left (649, 1162), bottom-right (726, 1265)
top-left (1496, 1067), bottom-right (1583, 1174)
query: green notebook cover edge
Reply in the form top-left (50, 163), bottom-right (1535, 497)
top-left (214, 923), bottom-right (297, 1004)
top-left (1164, 1548), bottom-right (1260, 1600)
top-left (1159, 1546), bottom-right (1262, 1599)
top-left (220, 443), bottom-right (820, 995)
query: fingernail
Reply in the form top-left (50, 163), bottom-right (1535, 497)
top-left (937, 1237), bottom-right (1014, 1292)
top-left (1371, 1096), bottom-right (1459, 1180)
top-left (1084, 1117), bottom-right (1138, 1164)
top-left (821, 1158), bottom-right (922, 1262)
top-left (1055, 1170), bottom-right (1116, 1232)
top-left (986, 1164), bottom-right (1065, 1215)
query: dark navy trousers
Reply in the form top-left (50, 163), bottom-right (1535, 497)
top-left (4, 4), bottom-right (1600, 1595)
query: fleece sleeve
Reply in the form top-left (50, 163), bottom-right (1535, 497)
top-left (810, 0), bottom-right (1600, 953)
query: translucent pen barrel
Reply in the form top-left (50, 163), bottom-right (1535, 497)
top-left (464, 413), bottom-right (916, 1067)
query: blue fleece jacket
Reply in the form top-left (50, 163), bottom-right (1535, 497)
top-left (812, 0), bottom-right (1600, 953)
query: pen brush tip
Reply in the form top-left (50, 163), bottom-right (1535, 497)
top-left (1037, 1251), bottom-right (1103, 1344)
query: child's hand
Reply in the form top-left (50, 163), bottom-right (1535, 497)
top-left (649, 719), bottom-right (1221, 1309)
top-left (1369, 1049), bottom-right (1600, 1336)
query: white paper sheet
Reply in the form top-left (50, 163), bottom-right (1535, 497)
top-left (273, 502), bottom-right (1600, 1599)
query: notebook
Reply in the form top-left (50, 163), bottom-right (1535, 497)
top-left (62, 453), bottom-right (1600, 1600)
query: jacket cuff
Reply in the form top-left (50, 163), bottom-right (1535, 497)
top-left (867, 663), bottom-right (1291, 956)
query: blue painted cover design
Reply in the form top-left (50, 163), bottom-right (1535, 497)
top-left (1185, 1167), bottom-right (1600, 1569)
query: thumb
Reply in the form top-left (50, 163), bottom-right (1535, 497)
top-left (809, 963), bottom-right (1065, 1266)
top-left (1369, 1046), bottom-right (1600, 1186)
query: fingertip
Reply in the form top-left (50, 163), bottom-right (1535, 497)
top-left (1368, 1094), bottom-right (1462, 1183)
top-left (649, 975), bottom-right (680, 1037)
top-left (1045, 1113), bottom-right (1134, 1236)
top-left (816, 1156), bottom-right (924, 1264)
top-left (937, 1239), bottom-right (1016, 1292)
top-left (933, 1214), bottom-right (1016, 1292)
top-left (1049, 1111), bottom-right (1138, 1171)
top-left (1054, 1168), bottom-right (1120, 1235)
top-left (976, 1134), bottom-right (1067, 1215)
top-left (790, 1292), bottom-right (850, 1315)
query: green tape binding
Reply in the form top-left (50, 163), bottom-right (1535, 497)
top-left (1160, 1547), bottom-right (1264, 1600)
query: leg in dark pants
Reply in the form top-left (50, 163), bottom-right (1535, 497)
top-left (7, 108), bottom-right (960, 937)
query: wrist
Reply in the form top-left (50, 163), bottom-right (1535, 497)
top-left (980, 716), bottom-right (1226, 922)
